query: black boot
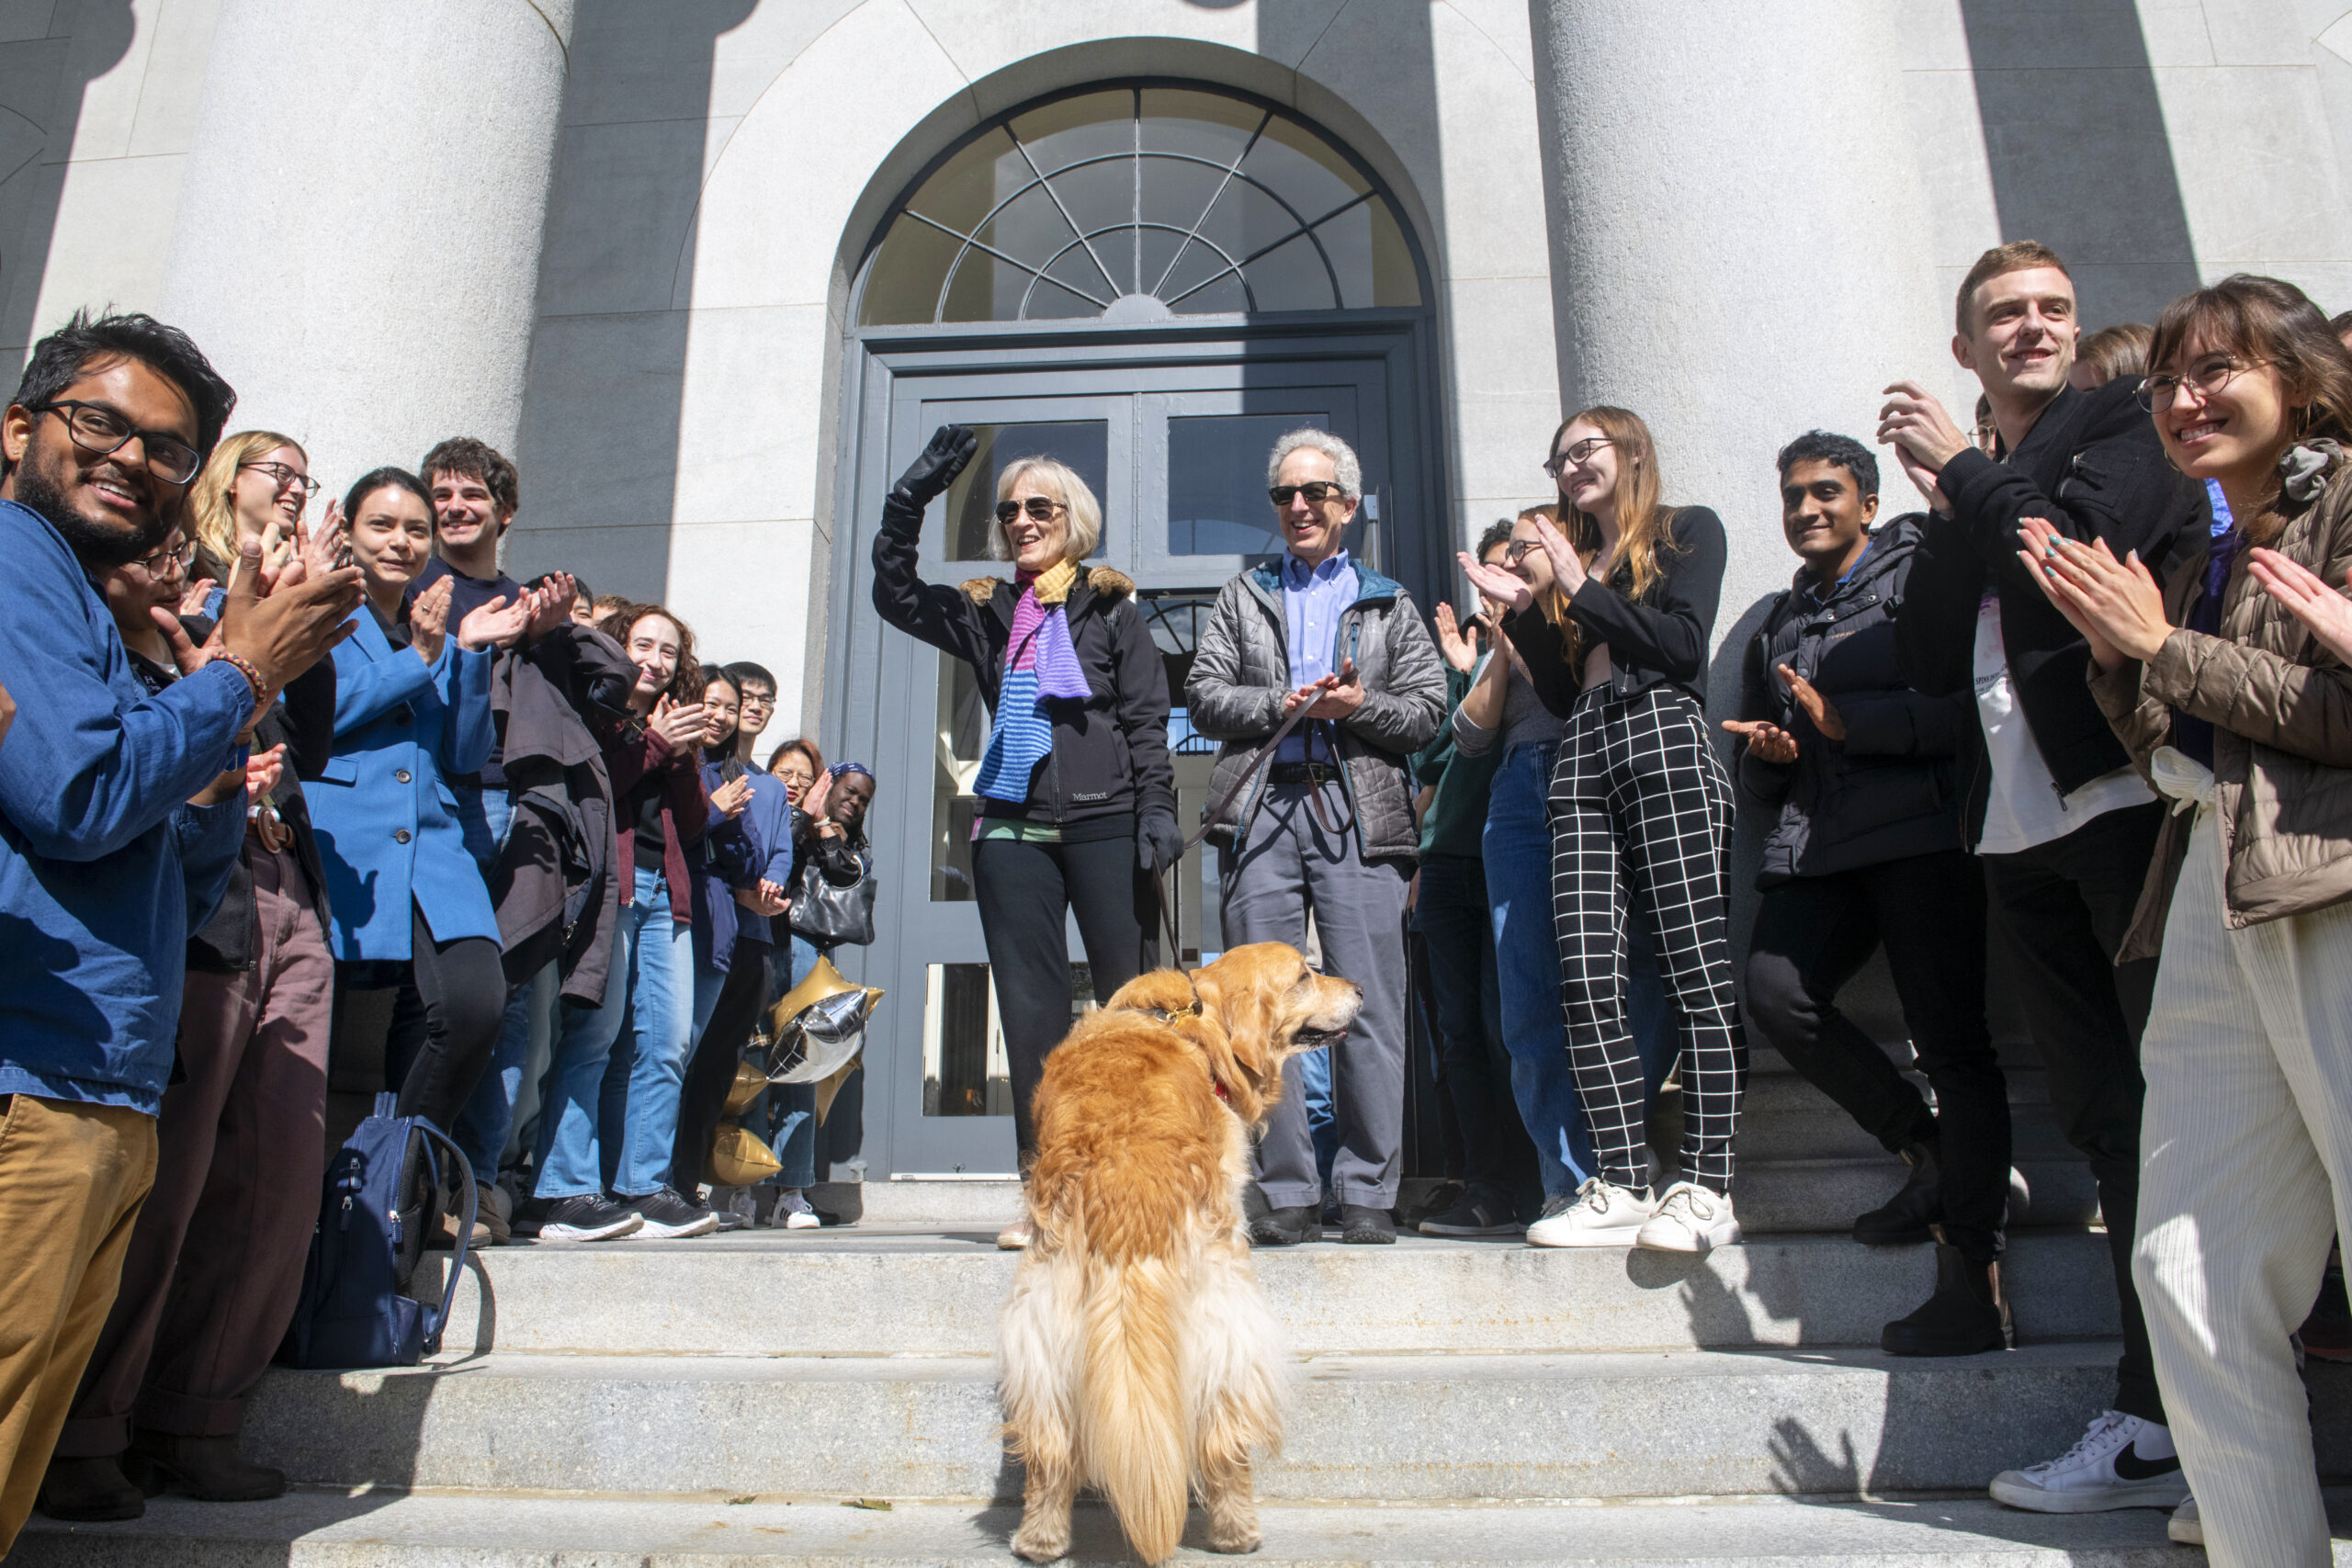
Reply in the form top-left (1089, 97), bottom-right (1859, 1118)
top-left (36, 1455), bottom-right (145, 1521)
top-left (1247, 1203), bottom-right (1317, 1247)
top-left (128, 1431), bottom-right (287, 1503)
top-left (1882, 1238), bottom-right (2014, 1356)
top-left (1853, 1140), bottom-right (1942, 1247)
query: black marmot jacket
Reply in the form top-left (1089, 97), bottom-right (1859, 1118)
top-left (871, 525), bottom-right (1174, 829)
top-left (1738, 515), bottom-right (1970, 886)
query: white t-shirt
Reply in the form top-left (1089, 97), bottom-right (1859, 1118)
top-left (1971, 592), bottom-right (2153, 855)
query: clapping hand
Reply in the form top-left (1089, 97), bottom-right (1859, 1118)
top-left (2014, 516), bottom-right (2167, 671)
top-left (526, 572), bottom-right (579, 640)
top-left (736, 878), bottom-right (789, 918)
top-left (1458, 550), bottom-right (1532, 612)
top-left (298, 500), bottom-right (349, 582)
top-left (2247, 548), bottom-right (2352, 668)
top-left (650, 694), bottom-right (708, 752)
top-left (458, 589), bottom-right (537, 651)
top-left (1434, 601), bottom-right (1481, 673)
top-left (1720, 716), bottom-right (1799, 764)
top-left (162, 536), bottom-right (360, 719)
top-left (800, 766), bottom-right (835, 823)
top-left (178, 577), bottom-right (218, 616)
top-left (1777, 663), bottom-right (1846, 742)
top-left (410, 577), bottom-right (455, 663)
top-left (244, 743), bottom-right (288, 801)
top-left (709, 773), bottom-right (754, 819)
top-left (1877, 381), bottom-right (1968, 513)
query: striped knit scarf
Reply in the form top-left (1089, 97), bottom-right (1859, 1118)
top-left (974, 559), bottom-right (1091, 804)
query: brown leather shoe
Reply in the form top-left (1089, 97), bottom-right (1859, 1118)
top-left (36, 1454), bottom-right (145, 1521)
top-left (129, 1431), bottom-right (287, 1502)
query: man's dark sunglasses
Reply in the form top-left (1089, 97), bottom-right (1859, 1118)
top-left (994, 496), bottom-right (1065, 525)
top-left (1269, 480), bottom-right (1345, 506)
top-left (29, 400), bottom-right (202, 485)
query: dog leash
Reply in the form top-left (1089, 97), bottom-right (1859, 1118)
top-left (1148, 694), bottom-right (1327, 968)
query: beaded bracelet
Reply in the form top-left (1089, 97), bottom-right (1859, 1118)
top-left (212, 650), bottom-right (268, 706)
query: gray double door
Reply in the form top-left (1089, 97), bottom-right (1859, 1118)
top-left (828, 326), bottom-right (1432, 1176)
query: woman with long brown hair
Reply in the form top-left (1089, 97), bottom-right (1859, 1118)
top-left (1460, 406), bottom-right (1746, 1252)
top-left (2021, 274), bottom-right (2352, 1563)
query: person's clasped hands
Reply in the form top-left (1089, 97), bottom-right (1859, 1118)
top-left (153, 534), bottom-right (361, 730)
top-left (1721, 664), bottom-right (1846, 764)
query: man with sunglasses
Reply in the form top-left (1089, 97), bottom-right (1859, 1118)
top-left (1187, 427), bottom-right (1445, 1246)
top-left (0, 310), bottom-right (360, 1552)
top-left (1877, 243), bottom-right (2208, 1515)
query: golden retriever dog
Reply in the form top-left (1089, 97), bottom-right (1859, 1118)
top-left (998, 943), bottom-right (1363, 1565)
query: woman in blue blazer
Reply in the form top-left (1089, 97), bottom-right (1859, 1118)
top-left (307, 467), bottom-right (531, 1140)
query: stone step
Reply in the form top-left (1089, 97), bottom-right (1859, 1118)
top-left (27, 1489), bottom-right (2334, 1567)
top-left (1731, 1064), bottom-right (2052, 1112)
top-left (418, 1228), bottom-right (2120, 1358)
top-left (829, 1156), bottom-right (2101, 1233)
top-left (237, 1342), bottom-right (2335, 1502)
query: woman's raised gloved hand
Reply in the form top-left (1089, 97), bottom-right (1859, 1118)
top-left (881, 424), bottom-right (979, 535)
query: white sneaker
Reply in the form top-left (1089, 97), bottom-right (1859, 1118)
top-left (2166, 1495), bottom-right (2202, 1545)
top-left (1634, 1180), bottom-right (1741, 1253)
top-left (771, 1189), bottom-right (821, 1230)
top-left (1989, 1411), bottom-right (2188, 1512)
top-left (1524, 1178), bottom-right (1655, 1247)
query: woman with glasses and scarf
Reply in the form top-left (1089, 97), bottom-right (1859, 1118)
top-left (1461, 406), bottom-right (1747, 1255)
top-left (872, 426), bottom-right (1175, 1248)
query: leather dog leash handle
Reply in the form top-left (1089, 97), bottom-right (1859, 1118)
top-left (1152, 694), bottom-right (1325, 965)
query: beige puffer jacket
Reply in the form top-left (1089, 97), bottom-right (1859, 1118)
top-left (2089, 446), bottom-right (2352, 962)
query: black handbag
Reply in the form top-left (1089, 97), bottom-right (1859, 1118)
top-left (787, 846), bottom-right (878, 946)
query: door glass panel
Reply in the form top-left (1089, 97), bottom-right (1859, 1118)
top-left (939, 421), bottom-right (1111, 562)
top-left (923, 962), bottom-right (1097, 1116)
top-left (931, 651), bottom-right (985, 901)
top-left (1167, 413), bottom-right (1324, 556)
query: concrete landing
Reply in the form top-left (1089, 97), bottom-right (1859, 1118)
top-left (23, 1488), bottom-right (2347, 1566)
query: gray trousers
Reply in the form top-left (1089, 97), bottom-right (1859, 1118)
top-left (1219, 778), bottom-right (1412, 1209)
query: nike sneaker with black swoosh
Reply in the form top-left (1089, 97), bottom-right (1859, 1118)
top-left (1989, 1411), bottom-right (2189, 1512)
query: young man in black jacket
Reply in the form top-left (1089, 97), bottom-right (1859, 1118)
top-left (1880, 242), bottom-right (2207, 1514)
top-left (1728, 432), bottom-right (2007, 1358)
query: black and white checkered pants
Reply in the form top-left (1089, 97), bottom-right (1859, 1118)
top-left (1548, 685), bottom-right (1747, 1193)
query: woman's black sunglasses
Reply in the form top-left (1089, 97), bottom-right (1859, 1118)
top-left (994, 496), bottom-right (1065, 525)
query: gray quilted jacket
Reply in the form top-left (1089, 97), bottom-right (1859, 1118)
top-left (1184, 559), bottom-right (1445, 863)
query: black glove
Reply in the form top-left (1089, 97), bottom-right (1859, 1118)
top-left (899, 425), bottom-right (978, 506)
top-left (1138, 807), bottom-right (1185, 874)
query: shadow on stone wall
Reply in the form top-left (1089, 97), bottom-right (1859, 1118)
top-left (0, 1), bottom-right (135, 373)
top-left (1959, 0), bottom-right (2201, 328)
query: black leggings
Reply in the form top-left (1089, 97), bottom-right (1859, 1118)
top-left (972, 829), bottom-right (1158, 1160)
top-left (672, 939), bottom-right (771, 1192)
top-left (378, 901), bottom-right (506, 1135)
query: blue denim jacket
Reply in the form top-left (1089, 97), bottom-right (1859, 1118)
top-left (0, 498), bottom-right (249, 1112)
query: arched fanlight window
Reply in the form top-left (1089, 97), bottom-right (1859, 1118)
top-left (860, 83), bottom-right (1424, 325)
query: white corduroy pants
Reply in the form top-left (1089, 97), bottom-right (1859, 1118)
top-left (2132, 804), bottom-right (2352, 1568)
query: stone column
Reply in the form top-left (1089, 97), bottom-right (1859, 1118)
top-left (1526, 0), bottom-right (1948, 697)
top-left (160, 1), bottom-right (574, 500)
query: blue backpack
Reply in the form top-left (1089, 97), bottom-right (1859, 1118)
top-left (279, 1094), bottom-right (479, 1370)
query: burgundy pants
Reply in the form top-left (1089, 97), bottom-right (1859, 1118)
top-left (56, 843), bottom-right (334, 1455)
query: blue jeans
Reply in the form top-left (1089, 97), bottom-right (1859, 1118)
top-left (455, 781), bottom-right (513, 877)
top-left (1414, 852), bottom-right (1538, 1211)
top-left (750, 937), bottom-right (820, 1189)
top-left (455, 970), bottom-right (539, 1181)
top-left (533, 865), bottom-right (694, 1200)
top-left (1485, 740), bottom-right (1677, 1197)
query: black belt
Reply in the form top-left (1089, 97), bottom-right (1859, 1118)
top-left (1269, 761), bottom-right (1342, 785)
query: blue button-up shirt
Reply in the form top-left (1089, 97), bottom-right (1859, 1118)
top-left (0, 498), bottom-right (250, 1113)
top-left (1279, 548), bottom-right (1358, 763)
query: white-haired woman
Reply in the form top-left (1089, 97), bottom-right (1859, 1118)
top-left (871, 427), bottom-right (1177, 1247)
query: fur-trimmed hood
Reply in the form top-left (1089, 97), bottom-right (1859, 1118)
top-left (960, 565), bottom-right (1135, 607)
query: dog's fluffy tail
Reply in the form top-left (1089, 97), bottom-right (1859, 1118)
top-left (1076, 1251), bottom-right (1189, 1563)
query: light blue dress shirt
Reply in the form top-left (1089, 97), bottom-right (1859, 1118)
top-left (1279, 548), bottom-right (1358, 763)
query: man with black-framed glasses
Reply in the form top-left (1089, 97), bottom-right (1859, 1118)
top-left (1878, 242), bottom-right (2209, 1516)
top-left (0, 310), bottom-right (359, 1551)
top-left (1187, 426), bottom-right (1444, 1247)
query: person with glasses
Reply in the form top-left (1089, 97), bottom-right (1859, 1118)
top-left (1449, 505), bottom-right (1678, 1238)
top-left (186, 431), bottom-right (321, 610)
top-left (1459, 408), bottom-right (1746, 1254)
top-left (1188, 427), bottom-right (1446, 1247)
top-left (40, 513), bottom-right (340, 1520)
top-left (2018, 274), bottom-right (2352, 1563)
top-left (726, 660), bottom-right (780, 769)
top-left (871, 427), bottom-right (1176, 1249)
top-left (1876, 241), bottom-right (2211, 1515)
top-left (0, 310), bottom-right (361, 1554)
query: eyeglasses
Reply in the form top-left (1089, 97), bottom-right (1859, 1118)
top-left (1269, 481), bottom-right (1346, 507)
top-left (994, 496), bottom-right (1065, 525)
top-left (1542, 436), bottom-right (1613, 478)
top-left (1503, 538), bottom-right (1542, 563)
top-left (2136, 355), bottom-right (2267, 412)
top-left (131, 537), bottom-right (196, 575)
top-left (28, 400), bottom-right (202, 485)
top-left (239, 459), bottom-right (320, 500)
top-left (738, 690), bottom-right (775, 710)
